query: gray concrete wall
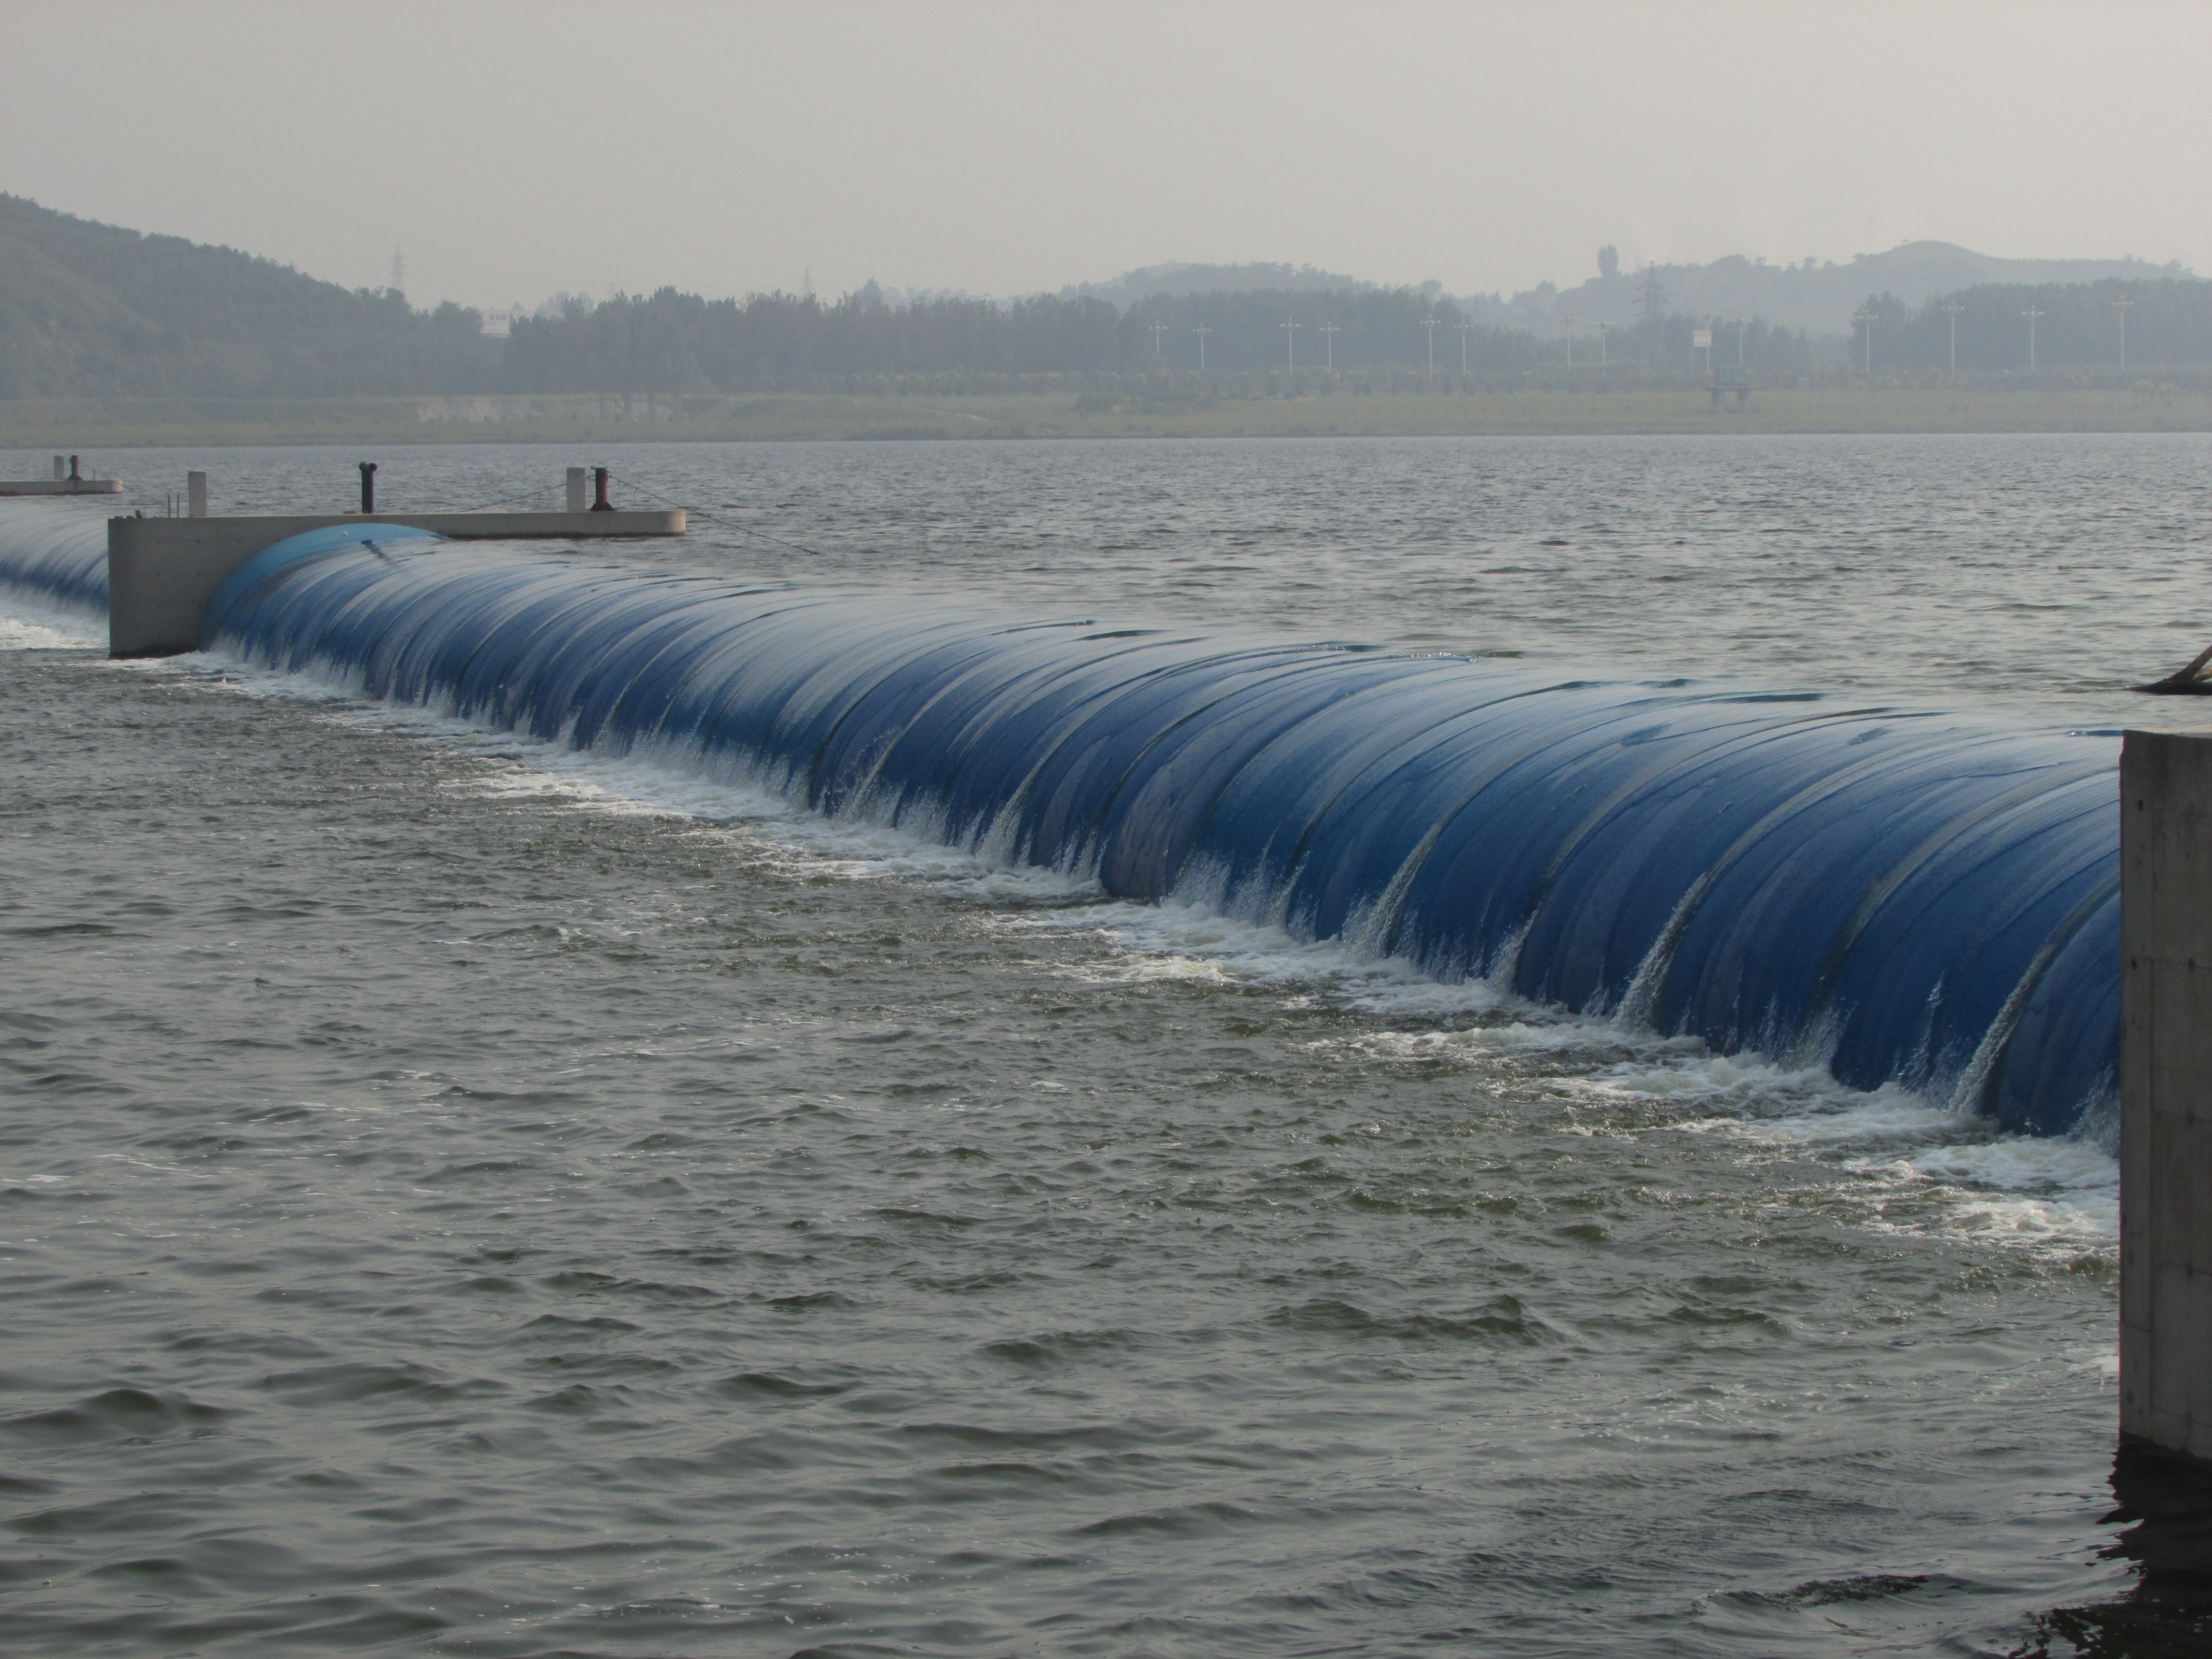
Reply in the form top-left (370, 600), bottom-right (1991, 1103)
top-left (2121, 727), bottom-right (2212, 1467)
top-left (108, 509), bottom-right (684, 657)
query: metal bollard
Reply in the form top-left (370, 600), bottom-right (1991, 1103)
top-left (359, 461), bottom-right (378, 515)
top-left (591, 467), bottom-right (613, 511)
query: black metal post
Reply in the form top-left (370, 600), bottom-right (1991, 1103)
top-left (359, 462), bottom-right (377, 514)
top-left (67, 455), bottom-right (80, 481)
top-left (591, 467), bottom-right (613, 511)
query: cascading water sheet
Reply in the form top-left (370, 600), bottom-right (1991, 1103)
top-left (0, 499), bottom-right (113, 613)
top-left (198, 530), bottom-right (2122, 1141)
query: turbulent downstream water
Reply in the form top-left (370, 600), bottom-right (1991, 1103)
top-left (3, 434), bottom-right (2211, 1657)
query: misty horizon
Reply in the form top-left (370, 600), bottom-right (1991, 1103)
top-left (1, 0), bottom-right (2203, 325)
top-left (12, 178), bottom-right (2193, 344)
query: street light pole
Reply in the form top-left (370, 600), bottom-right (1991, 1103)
top-left (1421, 314), bottom-right (1438, 379)
top-left (1593, 320), bottom-right (1610, 364)
top-left (1732, 317), bottom-right (1750, 367)
top-left (1560, 314), bottom-right (1575, 369)
top-left (1149, 321), bottom-right (1167, 361)
top-left (2022, 307), bottom-right (2044, 372)
top-left (2114, 298), bottom-right (2134, 370)
top-left (1853, 310), bottom-right (1875, 374)
top-left (1281, 315), bottom-right (1299, 374)
top-left (1194, 324), bottom-right (1210, 372)
top-left (1456, 320), bottom-right (1471, 373)
top-left (1942, 302), bottom-right (1962, 373)
top-left (1319, 322), bottom-right (1338, 371)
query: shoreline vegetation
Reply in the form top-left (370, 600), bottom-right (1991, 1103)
top-left (1, 385), bottom-right (2208, 448)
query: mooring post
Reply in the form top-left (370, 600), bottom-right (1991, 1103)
top-left (359, 462), bottom-right (377, 515)
top-left (591, 467), bottom-right (613, 512)
top-left (566, 467), bottom-right (588, 513)
top-left (2121, 727), bottom-right (2212, 1470)
top-left (68, 456), bottom-right (80, 482)
top-left (187, 471), bottom-right (208, 519)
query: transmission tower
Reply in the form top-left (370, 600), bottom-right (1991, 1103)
top-left (1637, 263), bottom-right (1667, 323)
top-left (388, 245), bottom-right (406, 296)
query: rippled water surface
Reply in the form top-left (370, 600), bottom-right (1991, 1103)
top-left (4, 435), bottom-right (2211, 1657)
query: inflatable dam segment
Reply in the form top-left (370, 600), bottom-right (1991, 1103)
top-left (0, 505), bottom-right (2120, 1139)
top-left (0, 499), bottom-right (112, 615)
top-left (158, 526), bottom-right (2120, 1142)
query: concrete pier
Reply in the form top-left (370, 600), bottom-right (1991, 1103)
top-left (0, 478), bottom-right (124, 496)
top-left (2122, 728), bottom-right (2212, 1470)
top-left (108, 508), bottom-right (684, 658)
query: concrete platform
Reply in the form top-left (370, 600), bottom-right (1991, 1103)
top-left (0, 479), bottom-right (124, 496)
top-left (109, 509), bottom-right (685, 658)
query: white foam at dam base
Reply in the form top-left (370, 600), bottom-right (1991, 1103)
top-left (0, 590), bottom-right (103, 650)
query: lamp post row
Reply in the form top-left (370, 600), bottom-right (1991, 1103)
top-left (1858, 299), bottom-right (2137, 374)
top-left (1156, 294), bottom-right (2143, 377)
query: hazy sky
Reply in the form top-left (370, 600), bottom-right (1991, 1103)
top-left (4, 0), bottom-right (2206, 310)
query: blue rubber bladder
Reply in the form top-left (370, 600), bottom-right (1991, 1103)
top-left (196, 533), bottom-right (2121, 1140)
top-left (0, 500), bottom-right (114, 612)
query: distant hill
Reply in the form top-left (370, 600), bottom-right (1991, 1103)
top-left (0, 194), bottom-right (498, 398)
top-left (1527, 241), bottom-right (2195, 336)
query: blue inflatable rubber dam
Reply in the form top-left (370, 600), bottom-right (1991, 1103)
top-left (0, 501), bottom-right (112, 613)
top-left (0, 505), bottom-right (2118, 1139)
top-left (173, 525), bottom-right (2121, 1141)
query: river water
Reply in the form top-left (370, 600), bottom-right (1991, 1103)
top-left (2, 434), bottom-right (2209, 1657)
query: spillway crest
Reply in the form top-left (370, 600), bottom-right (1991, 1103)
top-left (185, 529), bottom-right (2122, 1141)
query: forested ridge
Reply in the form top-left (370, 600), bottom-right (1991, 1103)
top-left (5, 193), bottom-right (2212, 401)
top-left (0, 194), bottom-right (495, 398)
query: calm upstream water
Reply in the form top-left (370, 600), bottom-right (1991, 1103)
top-left (3, 433), bottom-right (2211, 1658)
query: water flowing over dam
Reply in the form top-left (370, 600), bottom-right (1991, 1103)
top-left (0, 500), bottom-right (110, 611)
top-left (39, 515), bottom-right (2096, 1142)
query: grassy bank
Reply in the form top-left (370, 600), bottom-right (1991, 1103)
top-left (2, 386), bottom-right (2208, 449)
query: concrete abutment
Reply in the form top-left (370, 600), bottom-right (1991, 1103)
top-left (106, 510), bottom-right (684, 657)
top-left (2122, 728), bottom-right (2212, 1473)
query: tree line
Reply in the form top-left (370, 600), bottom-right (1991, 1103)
top-left (501, 285), bottom-right (1539, 395)
top-left (499, 285), bottom-right (1828, 395)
